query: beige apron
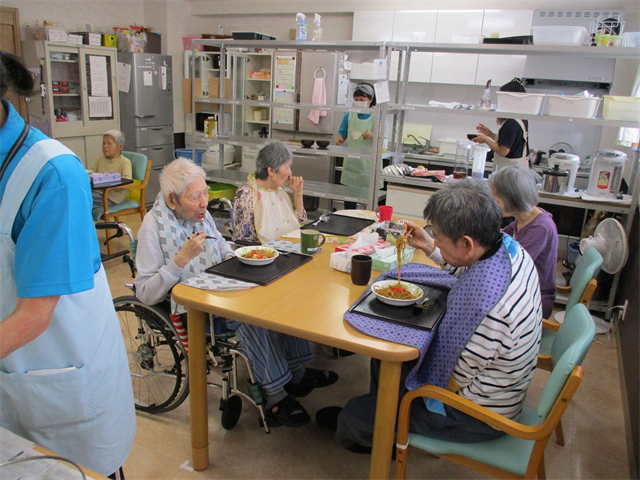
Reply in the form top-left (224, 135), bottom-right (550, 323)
top-left (248, 174), bottom-right (300, 243)
top-left (493, 119), bottom-right (529, 170)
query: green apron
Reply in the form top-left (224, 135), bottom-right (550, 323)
top-left (340, 113), bottom-right (378, 189)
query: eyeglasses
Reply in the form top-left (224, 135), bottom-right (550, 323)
top-left (423, 224), bottom-right (434, 238)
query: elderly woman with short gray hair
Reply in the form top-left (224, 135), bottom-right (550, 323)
top-left (233, 141), bottom-right (307, 243)
top-left (91, 129), bottom-right (132, 215)
top-left (489, 165), bottom-right (558, 318)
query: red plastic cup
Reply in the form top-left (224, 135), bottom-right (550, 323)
top-left (375, 205), bottom-right (393, 222)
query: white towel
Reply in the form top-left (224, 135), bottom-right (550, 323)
top-left (308, 77), bottom-right (327, 125)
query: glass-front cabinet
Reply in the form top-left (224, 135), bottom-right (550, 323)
top-left (22, 41), bottom-right (120, 164)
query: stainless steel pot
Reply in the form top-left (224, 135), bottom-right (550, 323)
top-left (542, 164), bottom-right (570, 194)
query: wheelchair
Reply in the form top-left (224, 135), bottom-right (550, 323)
top-left (95, 218), bottom-right (272, 432)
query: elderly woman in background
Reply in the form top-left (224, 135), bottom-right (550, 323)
top-left (91, 129), bottom-right (132, 216)
top-left (233, 142), bottom-right (306, 243)
top-left (489, 165), bottom-right (558, 318)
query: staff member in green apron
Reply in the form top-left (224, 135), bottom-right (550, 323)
top-left (336, 83), bottom-right (377, 208)
top-left (472, 78), bottom-right (530, 170)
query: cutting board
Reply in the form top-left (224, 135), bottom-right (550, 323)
top-left (402, 123), bottom-right (432, 145)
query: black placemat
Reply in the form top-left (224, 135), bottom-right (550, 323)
top-left (304, 214), bottom-right (375, 237)
top-left (349, 283), bottom-right (449, 331)
top-left (204, 251), bottom-right (313, 286)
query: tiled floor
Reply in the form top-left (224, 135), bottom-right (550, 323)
top-left (101, 215), bottom-right (631, 480)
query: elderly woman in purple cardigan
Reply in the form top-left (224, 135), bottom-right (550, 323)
top-left (489, 165), bottom-right (559, 318)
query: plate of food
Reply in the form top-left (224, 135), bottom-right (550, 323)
top-left (235, 246), bottom-right (279, 266)
top-left (371, 280), bottom-right (425, 306)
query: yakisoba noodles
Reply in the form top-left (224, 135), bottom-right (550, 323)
top-left (373, 226), bottom-right (419, 300)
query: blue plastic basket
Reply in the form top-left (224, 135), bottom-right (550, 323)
top-left (174, 148), bottom-right (205, 166)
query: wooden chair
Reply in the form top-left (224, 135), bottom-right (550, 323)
top-left (93, 151), bottom-right (151, 255)
top-left (395, 303), bottom-right (596, 480)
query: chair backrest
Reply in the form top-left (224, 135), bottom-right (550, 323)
top-left (537, 304), bottom-right (596, 419)
top-left (566, 247), bottom-right (603, 312)
top-left (122, 151), bottom-right (149, 181)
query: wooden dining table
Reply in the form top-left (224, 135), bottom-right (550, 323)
top-left (172, 234), bottom-right (436, 479)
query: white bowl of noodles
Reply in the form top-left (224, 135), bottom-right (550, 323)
top-left (235, 246), bottom-right (279, 266)
top-left (371, 280), bottom-right (425, 307)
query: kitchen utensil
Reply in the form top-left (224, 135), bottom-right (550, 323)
top-left (453, 140), bottom-right (471, 180)
top-left (311, 213), bottom-right (330, 226)
top-left (351, 255), bottom-right (373, 286)
top-left (471, 144), bottom-right (490, 179)
top-left (375, 205), bottom-right (393, 222)
top-left (467, 134), bottom-right (478, 141)
top-left (301, 139), bottom-right (315, 148)
top-left (316, 140), bottom-right (330, 149)
top-left (549, 153), bottom-right (580, 192)
top-left (587, 150), bottom-right (627, 199)
top-left (542, 164), bottom-right (570, 194)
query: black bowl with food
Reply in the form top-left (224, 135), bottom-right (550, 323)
top-left (301, 139), bottom-right (315, 148)
top-left (316, 140), bottom-right (330, 150)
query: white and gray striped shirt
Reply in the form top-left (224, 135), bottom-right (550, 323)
top-left (432, 244), bottom-right (543, 420)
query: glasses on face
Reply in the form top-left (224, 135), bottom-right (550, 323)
top-left (181, 190), bottom-right (209, 204)
top-left (423, 224), bottom-right (435, 238)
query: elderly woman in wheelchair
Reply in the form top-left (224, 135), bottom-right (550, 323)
top-left (129, 157), bottom-right (337, 428)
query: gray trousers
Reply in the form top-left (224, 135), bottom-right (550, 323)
top-left (336, 359), bottom-right (505, 449)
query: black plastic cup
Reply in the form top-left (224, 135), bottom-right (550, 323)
top-left (351, 255), bottom-right (373, 286)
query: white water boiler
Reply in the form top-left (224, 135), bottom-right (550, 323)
top-left (587, 150), bottom-right (627, 199)
top-left (548, 153), bottom-right (580, 192)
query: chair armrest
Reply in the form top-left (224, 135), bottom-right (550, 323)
top-left (396, 385), bottom-right (546, 446)
top-left (543, 318), bottom-right (562, 332)
top-left (556, 285), bottom-right (571, 294)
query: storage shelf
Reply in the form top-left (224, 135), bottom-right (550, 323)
top-left (247, 78), bottom-right (271, 81)
top-left (246, 120), bottom-right (270, 124)
top-left (53, 93), bottom-right (81, 97)
top-left (386, 103), bottom-right (640, 129)
top-left (50, 59), bottom-right (78, 63)
top-left (194, 96), bottom-right (376, 114)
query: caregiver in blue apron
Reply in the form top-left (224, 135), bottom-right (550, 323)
top-left (0, 51), bottom-right (135, 478)
top-left (336, 83), bottom-right (379, 209)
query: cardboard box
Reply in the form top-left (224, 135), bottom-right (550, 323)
top-left (371, 248), bottom-right (415, 272)
top-left (46, 27), bottom-right (66, 42)
top-left (182, 78), bottom-right (202, 114)
top-left (67, 34), bottom-right (83, 45)
top-left (209, 77), bottom-right (232, 112)
top-left (90, 172), bottom-right (121, 186)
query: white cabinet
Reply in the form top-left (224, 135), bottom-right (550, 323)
top-left (22, 41), bottom-right (120, 166)
top-left (392, 11), bottom-right (437, 83)
top-left (350, 11), bottom-right (394, 80)
top-left (387, 185), bottom-right (433, 219)
top-left (431, 10), bottom-right (484, 85)
top-left (475, 10), bottom-right (533, 86)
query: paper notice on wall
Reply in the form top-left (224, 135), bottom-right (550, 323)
top-left (89, 55), bottom-right (108, 96)
top-left (117, 62), bottom-right (131, 93)
top-left (372, 58), bottom-right (388, 80)
top-left (143, 70), bottom-right (153, 86)
top-left (337, 74), bottom-right (349, 105)
top-left (89, 96), bottom-right (113, 118)
top-left (374, 81), bottom-right (390, 104)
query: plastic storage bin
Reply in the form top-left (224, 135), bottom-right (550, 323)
top-left (437, 138), bottom-right (459, 156)
top-left (497, 92), bottom-right (546, 115)
top-left (174, 148), bottom-right (206, 166)
top-left (207, 183), bottom-right (237, 202)
top-left (532, 26), bottom-right (588, 46)
top-left (546, 95), bottom-right (602, 119)
top-left (602, 96), bottom-right (640, 122)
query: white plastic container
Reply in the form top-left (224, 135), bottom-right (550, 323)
top-left (602, 96), bottom-right (640, 122)
top-left (438, 138), bottom-right (459, 156)
top-left (546, 95), bottom-right (602, 119)
top-left (532, 26), bottom-right (589, 46)
top-left (497, 92), bottom-right (546, 115)
top-left (471, 144), bottom-right (490, 179)
top-left (587, 150), bottom-right (627, 199)
top-left (622, 32), bottom-right (640, 47)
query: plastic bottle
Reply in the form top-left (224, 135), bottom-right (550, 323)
top-left (480, 79), bottom-right (492, 109)
top-left (204, 116), bottom-right (217, 138)
top-left (296, 13), bottom-right (307, 41)
top-left (313, 14), bottom-right (322, 41)
top-left (453, 140), bottom-right (471, 180)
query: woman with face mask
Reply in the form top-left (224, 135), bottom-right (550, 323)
top-left (336, 83), bottom-right (378, 207)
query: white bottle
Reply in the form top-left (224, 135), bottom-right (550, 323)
top-left (313, 14), bottom-right (322, 41)
top-left (480, 79), bottom-right (492, 109)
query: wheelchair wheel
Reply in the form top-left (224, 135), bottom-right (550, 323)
top-left (220, 395), bottom-right (243, 430)
top-left (114, 296), bottom-right (189, 414)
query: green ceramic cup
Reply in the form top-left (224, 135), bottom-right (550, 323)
top-left (300, 229), bottom-right (326, 255)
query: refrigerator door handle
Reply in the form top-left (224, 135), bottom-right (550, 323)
top-left (135, 114), bottom-right (156, 118)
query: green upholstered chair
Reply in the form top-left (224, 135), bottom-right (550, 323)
top-left (93, 151), bottom-right (151, 255)
top-left (395, 303), bottom-right (596, 480)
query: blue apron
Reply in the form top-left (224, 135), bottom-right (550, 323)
top-left (0, 138), bottom-right (136, 476)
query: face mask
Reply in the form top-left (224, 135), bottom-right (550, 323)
top-left (352, 101), bottom-right (369, 108)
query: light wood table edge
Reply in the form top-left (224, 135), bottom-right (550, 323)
top-left (33, 445), bottom-right (109, 479)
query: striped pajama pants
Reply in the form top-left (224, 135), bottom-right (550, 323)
top-left (223, 319), bottom-right (315, 395)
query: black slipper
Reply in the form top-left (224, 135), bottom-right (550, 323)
top-left (315, 406), bottom-right (343, 430)
top-left (267, 395), bottom-right (310, 428)
top-left (285, 368), bottom-right (339, 397)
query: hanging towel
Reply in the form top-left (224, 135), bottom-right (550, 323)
top-left (308, 76), bottom-right (327, 125)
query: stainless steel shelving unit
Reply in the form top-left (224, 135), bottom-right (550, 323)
top-left (189, 39), bottom-right (390, 210)
top-left (383, 41), bottom-right (640, 317)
